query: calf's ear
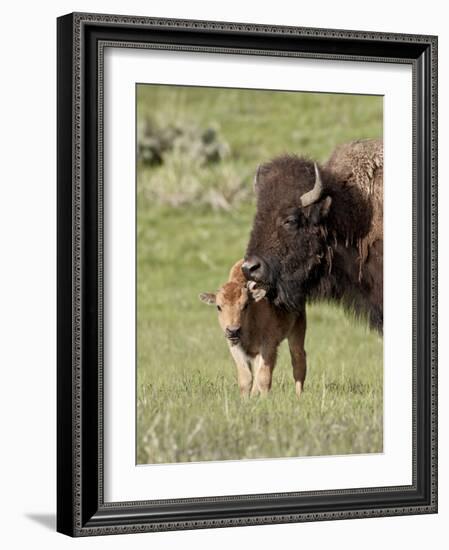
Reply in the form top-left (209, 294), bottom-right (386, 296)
top-left (199, 292), bottom-right (216, 305)
top-left (247, 281), bottom-right (267, 302)
top-left (307, 195), bottom-right (332, 225)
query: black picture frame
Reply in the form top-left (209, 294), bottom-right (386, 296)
top-left (57, 12), bottom-right (438, 537)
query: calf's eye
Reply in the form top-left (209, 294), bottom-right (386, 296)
top-left (217, 305), bottom-right (222, 312)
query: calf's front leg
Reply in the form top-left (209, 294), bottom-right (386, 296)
top-left (229, 344), bottom-right (253, 397)
top-left (288, 313), bottom-right (307, 398)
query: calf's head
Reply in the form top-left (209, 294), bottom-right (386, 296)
top-left (200, 281), bottom-right (265, 345)
top-left (243, 156), bottom-right (332, 311)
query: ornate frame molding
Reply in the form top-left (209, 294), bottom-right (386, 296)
top-left (57, 12), bottom-right (437, 537)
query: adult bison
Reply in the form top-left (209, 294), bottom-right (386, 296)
top-left (243, 139), bottom-right (383, 340)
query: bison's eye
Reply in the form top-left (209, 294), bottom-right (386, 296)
top-left (217, 305), bottom-right (222, 312)
top-left (242, 302), bottom-right (249, 311)
top-left (283, 215), bottom-right (298, 229)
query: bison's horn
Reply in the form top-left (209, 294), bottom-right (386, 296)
top-left (300, 163), bottom-right (323, 207)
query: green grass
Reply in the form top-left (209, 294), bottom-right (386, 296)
top-left (136, 85), bottom-right (383, 464)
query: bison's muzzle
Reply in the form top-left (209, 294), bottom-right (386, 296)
top-left (242, 256), bottom-right (267, 283)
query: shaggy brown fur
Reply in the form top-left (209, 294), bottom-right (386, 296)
top-left (326, 138), bottom-right (383, 271)
top-left (221, 281), bottom-right (244, 303)
top-left (245, 139), bottom-right (383, 332)
top-left (200, 260), bottom-right (307, 397)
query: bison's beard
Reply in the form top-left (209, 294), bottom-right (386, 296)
top-left (249, 259), bottom-right (308, 313)
top-left (273, 275), bottom-right (307, 312)
top-left (261, 256), bottom-right (325, 313)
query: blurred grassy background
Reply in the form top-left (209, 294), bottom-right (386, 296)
top-left (137, 84), bottom-right (383, 464)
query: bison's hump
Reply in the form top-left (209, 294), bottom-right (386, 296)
top-left (326, 139), bottom-right (383, 273)
top-left (325, 138), bottom-right (383, 195)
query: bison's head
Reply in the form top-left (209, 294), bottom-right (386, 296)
top-left (243, 156), bottom-right (332, 311)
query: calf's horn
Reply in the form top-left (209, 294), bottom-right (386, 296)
top-left (300, 163), bottom-right (323, 207)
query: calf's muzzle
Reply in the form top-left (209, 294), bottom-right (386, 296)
top-left (225, 325), bottom-right (241, 339)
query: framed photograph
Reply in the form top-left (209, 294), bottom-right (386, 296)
top-left (57, 12), bottom-right (438, 536)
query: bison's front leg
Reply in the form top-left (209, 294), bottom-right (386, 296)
top-left (229, 344), bottom-right (253, 397)
top-left (288, 313), bottom-right (307, 398)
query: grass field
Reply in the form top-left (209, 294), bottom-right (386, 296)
top-left (136, 85), bottom-right (383, 464)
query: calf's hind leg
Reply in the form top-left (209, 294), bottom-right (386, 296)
top-left (288, 313), bottom-right (307, 398)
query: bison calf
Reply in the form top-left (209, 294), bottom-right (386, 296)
top-left (199, 260), bottom-right (307, 397)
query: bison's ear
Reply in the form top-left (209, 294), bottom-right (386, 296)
top-left (199, 292), bottom-right (216, 305)
top-left (307, 195), bottom-right (333, 225)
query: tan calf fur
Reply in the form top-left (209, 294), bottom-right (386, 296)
top-left (200, 259), bottom-right (307, 397)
